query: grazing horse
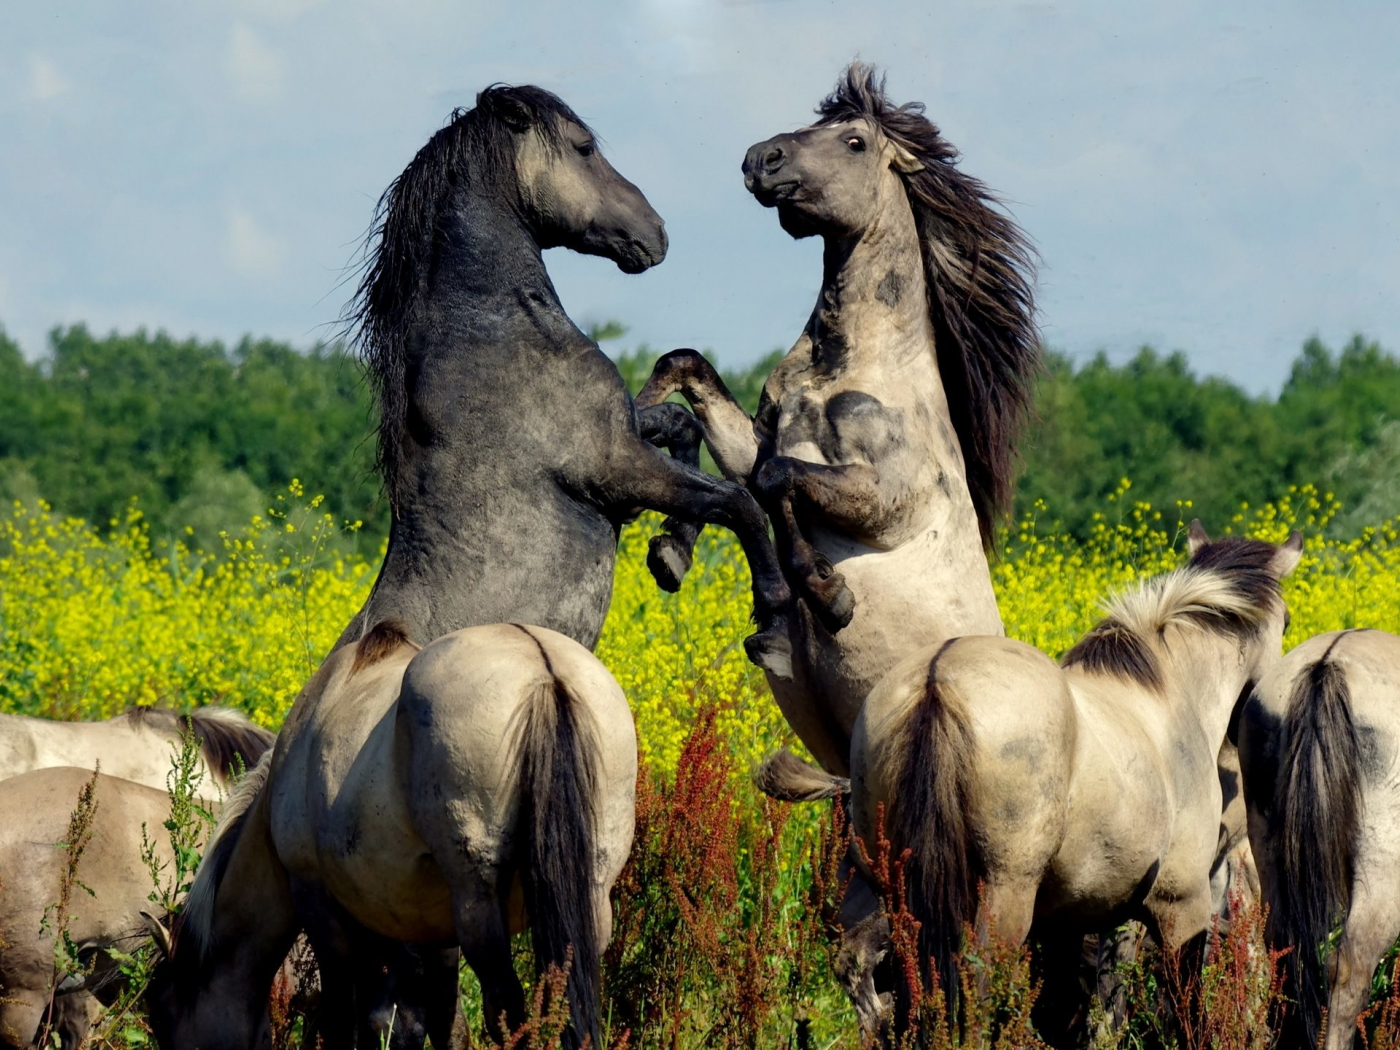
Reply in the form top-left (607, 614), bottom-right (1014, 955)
top-left (1238, 628), bottom-right (1400, 1050)
top-left (849, 527), bottom-right (1301, 1035)
top-left (0, 706), bottom-right (273, 792)
top-left (0, 768), bottom-right (183, 1050)
top-left (144, 622), bottom-right (636, 1050)
top-left (639, 64), bottom-right (1038, 774)
top-left (335, 83), bottom-right (791, 675)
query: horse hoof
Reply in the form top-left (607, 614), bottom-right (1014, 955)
top-left (647, 534), bottom-right (693, 593)
top-left (808, 575), bottom-right (856, 634)
top-left (744, 629), bottom-right (793, 681)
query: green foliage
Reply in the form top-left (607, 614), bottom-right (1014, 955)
top-left (0, 323), bottom-right (382, 548)
top-left (4, 319), bottom-right (1400, 544)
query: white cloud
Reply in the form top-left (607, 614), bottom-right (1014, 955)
top-left (226, 23), bottom-right (283, 102)
top-left (25, 55), bottom-right (71, 102)
top-left (225, 207), bottom-right (286, 276)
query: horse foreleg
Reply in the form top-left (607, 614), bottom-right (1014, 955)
top-left (637, 402), bottom-right (705, 592)
top-left (636, 348), bottom-right (759, 482)
top-left (589, 436), bottom-right (794, 679)
top-left (753, 459), bottom-right (869, 634)
top-left (833, 861), bottom-right (893, 1044)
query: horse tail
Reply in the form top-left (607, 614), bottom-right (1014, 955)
top-left (886, 639), bottom-right (982, 1029)
top-left (1269, 635), bottom-right (1363, 1046)
top-left (517, 656), bottom-right (602, 1050)
top-left (754, 748), bottom-right (850, 802)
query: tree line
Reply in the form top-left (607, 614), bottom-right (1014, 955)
top-left (2, 323), bottom-right (1398, 548)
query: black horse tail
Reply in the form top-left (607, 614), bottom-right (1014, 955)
top-left (518, 671), bottom-right (602, 1050)
top-left (888, 639), bottom-right (982, 1033)
top-left (1269, 639), bottom-right (1362, 1048)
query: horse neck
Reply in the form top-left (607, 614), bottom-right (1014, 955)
top-left (195, 792), bottom-right (298, 1015)
top-left (361, 189), bottom-right (580, 645)
top-left (811, 181), bottom-right (939, 378)
top-left (1157, 626), bottom-right (1253, 749)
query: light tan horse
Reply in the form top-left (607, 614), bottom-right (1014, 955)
top-left (639, 63), bottom-right (1039, 1031)
top-left (145, 622), bottom-right (636, 1050)
top-left (638, 63), bottom-right (1038, 776)
top-left (0, 706), bottom-right (273, 792)
top-left (850, 529), bottom-right (1300, 1035)
top-left (0, 768), bottom-right (181, 1050)
top-left (1238, 628), bottom-right (1400, 1050)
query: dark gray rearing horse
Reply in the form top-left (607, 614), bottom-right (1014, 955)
top-left (336, 84), bottom-right (793, 675)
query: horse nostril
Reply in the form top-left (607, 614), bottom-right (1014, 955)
top-left (763, 146), bottom-right (785, 172)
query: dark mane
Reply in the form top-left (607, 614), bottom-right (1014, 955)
top-left (123, 706), bottom-right (274, 783)
top-left (816, 64), bottom-right (1041, 546)
top-left (1184, 535), bottom-right (1284, 630)
top-left (1062, 536), bottom-right (1285, 686)
top-left (345, 84), bottom-right (589, 511)
top-left (1062, 619), bottom-right (1163, 689)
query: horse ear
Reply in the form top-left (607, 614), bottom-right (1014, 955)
top-left (141, 909), bottom-right (173, 958)
top-left (496, 96), bottom-right (534, 133)
top-left (1187, 519), bottom-right (1211, 556)
top-left (889, 140), bottom-right (924, 174)
top-left (1270, 530), bottom-right (1304, 578)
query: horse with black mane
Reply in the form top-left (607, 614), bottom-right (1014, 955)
top-left (143, 83), bottom-right (768, 1050)
top-left (640, 63), bottom-right (1040, 1029)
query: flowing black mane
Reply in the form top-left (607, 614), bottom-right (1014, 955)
top-left (346, 84), bottom-right (589, 511)
top-left (816, 64), bottom-right (1041, 546)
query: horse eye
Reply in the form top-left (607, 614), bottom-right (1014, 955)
top-left (576, 141), bottom-right (596, 158)
top-left (846, 136), bottom-right (865, 152)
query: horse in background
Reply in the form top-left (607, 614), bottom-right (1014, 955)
top-left (0, 706), bottom-right (273, 792)
top-left (1238, 628), bottom-right (1400, 1050)
top-left (0, 769), bottom-right (189, 1050)
top-left (850, 527), bottom-right (1300, 1040)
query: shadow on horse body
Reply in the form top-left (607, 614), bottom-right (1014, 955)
top-left (849, 528), bottom-right (1301, 1041)
top-left (1239, 627), bottom-right (1400, 1050)
top-left (146, 622), bottom-right (635, 1050)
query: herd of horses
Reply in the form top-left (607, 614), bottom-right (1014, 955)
top-left (1, 63), bottom-right (1398, 1050)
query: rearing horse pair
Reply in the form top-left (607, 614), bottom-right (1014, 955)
top-left (145, 66), bottom-right (1049, 1049)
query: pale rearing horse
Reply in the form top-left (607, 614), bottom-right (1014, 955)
top-left (639, 64), bottom-right (1039, 777)
top-left (850, 528), bottom-right (1301, 1035)
top-left (1238, 627), bottom-right (1400, 1050)
top-left (639, 64), bottom-right (1038, 1029)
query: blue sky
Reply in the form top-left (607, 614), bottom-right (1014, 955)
top-left (2, 0), bottom-right (1396, 392)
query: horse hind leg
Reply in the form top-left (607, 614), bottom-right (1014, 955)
top-left (1321, 872), bottom-right (1400, 1050)
top-left (453, 882), bottom-right (526, 1044)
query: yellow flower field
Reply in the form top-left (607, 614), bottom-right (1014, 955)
top-left (3, 480), bottom-right (1398, 777)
